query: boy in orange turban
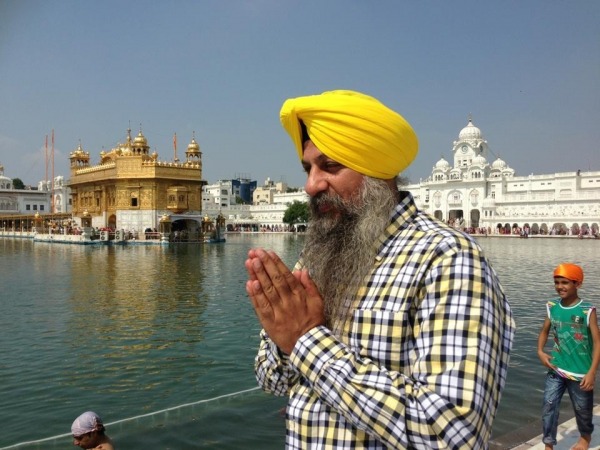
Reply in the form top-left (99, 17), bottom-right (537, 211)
top-left (538, 263), bottom-right (600, 449)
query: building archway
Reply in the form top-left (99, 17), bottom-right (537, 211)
top-left (171, 218), bottom-right (201, 242)
top-left (580, 223), bottom-right (590, 236)
top-left (470, 209), bottom-right (480, 228)
top-left (449, 209), bottom-right (464, 227)
top-left (551, 223), bottom-right (567, 235)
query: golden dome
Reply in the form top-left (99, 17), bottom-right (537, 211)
top-left (187, 137), bottom-right (200, 153)
top-left (133, 131), bottom-right (148, 147)
top-left (69, 142), bottom-right (88, 158)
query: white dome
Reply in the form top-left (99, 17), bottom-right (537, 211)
top-left (459, 119), bottom-right (482, 141)
top-left (491, 157), bottom-right (507, 170)
top-left (472, 154), bottom-right (487, 167)
top-left (434, 157), bottom-right (450, 170)
top-left (0, 175), bottom-right (12, 189)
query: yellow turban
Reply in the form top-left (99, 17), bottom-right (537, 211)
top-left (280, 90), bottom-right (418, 179)
top-left (553, 263), bottom-right (584, 283)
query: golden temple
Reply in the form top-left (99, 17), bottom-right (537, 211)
top-left (69, 128), bottom-right (204, 233)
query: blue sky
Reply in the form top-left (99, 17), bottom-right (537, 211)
top-left (1, 0), bottom-right (598, 187)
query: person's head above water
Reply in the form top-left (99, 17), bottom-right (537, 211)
top-left (71, 411), bottom-right (114, 449)
top-left (71, 411), bottom-right (104, 436)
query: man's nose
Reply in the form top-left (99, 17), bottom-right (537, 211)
top-left (304, 168), bottom-right (328, 197)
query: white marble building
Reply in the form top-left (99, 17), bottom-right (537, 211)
top-left (202, 178), bottom-right (308, 229)
top-left (0, 164), bottom-right (49, 215)
top-left (0, 164), bottom-right (71, 221)
top-left (405, 119), bottom-right (600, 236)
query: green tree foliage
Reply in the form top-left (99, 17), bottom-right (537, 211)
top-left (283, 200), bottom-right (309, 225)
top-left (12, 178), bottom-right (25, 189)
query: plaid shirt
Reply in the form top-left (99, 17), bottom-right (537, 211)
top-left (255, 192), bottom-right (515, 449)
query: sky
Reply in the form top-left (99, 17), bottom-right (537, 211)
top-left (1, 0), bottom-right (599, 188)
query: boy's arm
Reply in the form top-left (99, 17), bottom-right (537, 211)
top-left (537, 317), bottom-right (554, 369)
top-left (580, 309), bottom-right (600, 390)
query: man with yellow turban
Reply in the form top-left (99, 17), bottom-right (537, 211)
top-left (245, 90), bottom-right (515, 449)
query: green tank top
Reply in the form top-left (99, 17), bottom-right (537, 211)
top-left (547, 299), bottom-right (595, 380)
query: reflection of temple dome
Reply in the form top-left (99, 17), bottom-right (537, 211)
top-left (458, 119), bottom-right (482, 141)
top-left (434, 157), bottom-right (450, 170)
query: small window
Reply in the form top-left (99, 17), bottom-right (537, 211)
top-left (131, 198), bottom-right (138, 207)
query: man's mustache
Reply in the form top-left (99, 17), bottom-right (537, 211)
top-left (310, 193), bottom-right (345, 215)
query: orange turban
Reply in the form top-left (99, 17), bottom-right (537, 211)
top-left (553, 263), bottom-right (584, 283)
top-left (280, 90), bottom-right (418, 179)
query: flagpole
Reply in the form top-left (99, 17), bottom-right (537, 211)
top-left (51, 129), bottom-right (55, 214)
top-left (45, 134), bottom-right (48, 191)
top-left (173, 132), bottom-right (178, 162)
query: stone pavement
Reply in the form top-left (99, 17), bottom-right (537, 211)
top-left (509, 404), bottom-right (600, 450)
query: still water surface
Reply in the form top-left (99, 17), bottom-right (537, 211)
top-left (0, 234), bottom-right (599, 449)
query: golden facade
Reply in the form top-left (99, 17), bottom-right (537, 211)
top-left (69, 128), bottom-right (203, 231)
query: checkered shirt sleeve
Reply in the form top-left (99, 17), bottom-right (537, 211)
top-left (254, 193), bottom-right (515, 449)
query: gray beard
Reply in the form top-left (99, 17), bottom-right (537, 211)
top-left (301, 177), bottom-right (398, 335)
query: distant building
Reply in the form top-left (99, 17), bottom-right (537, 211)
top-left (253, 177), bottom-right (288, 205)
top-left (0, 163), bottom-right (51, 216)
top-left (405, 119), bottom-right (600, 236)
top-left (38, 175), bottom-right (71, 213)
top-left (68, 128), bottom-right (203, 233)
top-left (202, 177), bottom-right (257, 208)
top-left (203, 177), bottom-right (308, 229)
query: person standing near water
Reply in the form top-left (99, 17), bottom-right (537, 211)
top-left (245, 90), bottom-right (515, 449)
top-left (538, 263), bottom-right (600, 450)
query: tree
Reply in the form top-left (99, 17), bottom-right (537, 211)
top-left (283, 200), bottom-right (309, 225)
top-left (12, 178), bottom-right (25, 189)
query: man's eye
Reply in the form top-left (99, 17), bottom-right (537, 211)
top-left (325, 162), bottom-right (342, 171)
